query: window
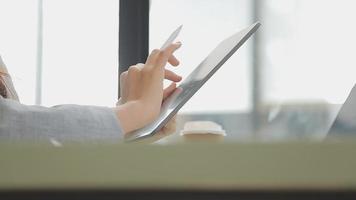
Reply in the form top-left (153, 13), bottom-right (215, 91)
top-left (0, 0), bottom-right (38, 104)
top-left (259, 0), bottom-right (356, 105)
top-left (0, 0), bottom-right (118, 107)
top-left (150, 0), bottom-right (356, 139)
top-left (150, 0), bottom-right (253, 113)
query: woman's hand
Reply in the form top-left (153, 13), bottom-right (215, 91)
top-left (123, 115), bottom-right (177, 144)
top-left (114, 42), bottom-right (182, 135)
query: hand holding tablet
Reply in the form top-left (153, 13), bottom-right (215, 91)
top-left (123, 22), bottom-right (261, 142)
top-left (116, 31), bottom-right (183, 135)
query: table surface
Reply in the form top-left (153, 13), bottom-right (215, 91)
top-left (1, 141), bottom-right (356, 191)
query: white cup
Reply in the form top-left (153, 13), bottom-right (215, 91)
top-left (180, 121), bottom-right (226, 143)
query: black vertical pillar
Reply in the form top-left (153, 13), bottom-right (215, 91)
top-left (119, 0), bottom-right (149, 98)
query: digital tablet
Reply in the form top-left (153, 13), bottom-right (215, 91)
top-left (125, 22), bottom-right (261, 142)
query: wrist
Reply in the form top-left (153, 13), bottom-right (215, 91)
top-left (113, 101), bottom-right (146, 134)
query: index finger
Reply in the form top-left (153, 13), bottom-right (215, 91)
top-left (153, 42), bottom-right (182, 69)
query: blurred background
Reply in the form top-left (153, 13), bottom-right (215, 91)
top-left (1, 0), bottom-right (356, 142)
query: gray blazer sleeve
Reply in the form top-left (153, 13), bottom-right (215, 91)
top-left (0, 97), bottom-right (123, 143)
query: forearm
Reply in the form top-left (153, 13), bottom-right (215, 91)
top-left (0, 98), bottom-right (123, 142)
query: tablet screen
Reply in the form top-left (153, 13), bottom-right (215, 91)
top-left (126, 22), bottom-right (261, 142)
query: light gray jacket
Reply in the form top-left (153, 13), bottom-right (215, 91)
top-left (0, 56), bottom-right (123, 143)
